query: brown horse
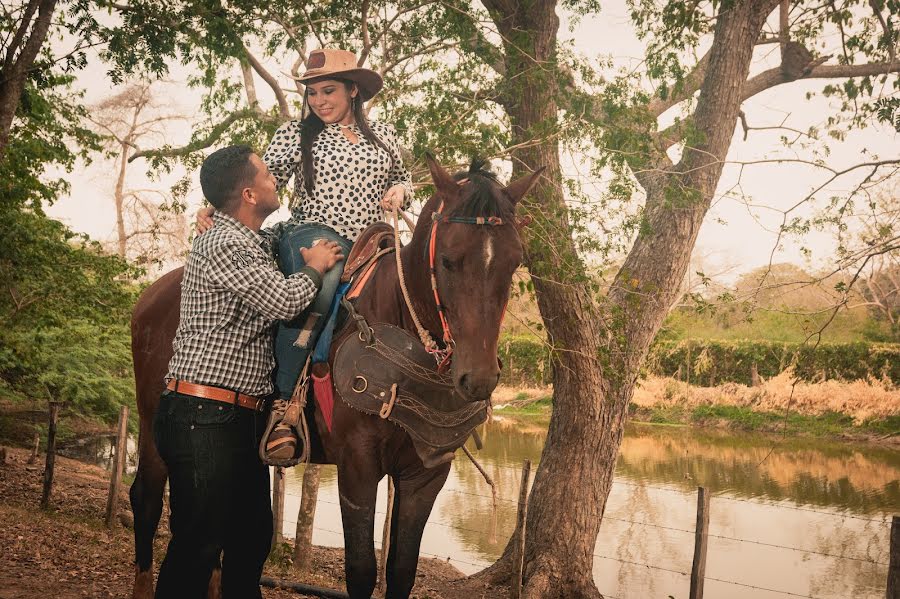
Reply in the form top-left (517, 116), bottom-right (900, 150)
top-left (129, 154), bottom-right (542, 599)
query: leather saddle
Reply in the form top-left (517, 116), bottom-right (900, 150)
top-left (341, 222), bottom-right (395, 284)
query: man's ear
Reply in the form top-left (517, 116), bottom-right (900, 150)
top-left (240, 187), bottom-right (257, 206)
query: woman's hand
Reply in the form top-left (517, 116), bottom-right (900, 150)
top-left (195, 206), bottom-right (215, 235)
top-left (380, 184), bottom-right (406, 211)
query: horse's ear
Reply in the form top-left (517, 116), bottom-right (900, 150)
top-left (505, 167), bottom-right (546, 205)
top-left (424, 151), bottom-right (457, 194)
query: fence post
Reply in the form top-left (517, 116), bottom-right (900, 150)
top-left (689, 486), bottom-right (710, 599)
top-left (105, 405), bottom-right (129, 528)
top-left (512, 459), bottom-right (532, 599)
top-left (888, 516), bottom-right (900, 599)
top-left (272, 466), bottom-right (285, 546)
top-left (378, 476), bottom-right (396, 593)
top-left (40, 402), bottom-right (60, 510)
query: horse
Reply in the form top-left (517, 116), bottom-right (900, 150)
top-left (128, 154), bottom-right (542, 599)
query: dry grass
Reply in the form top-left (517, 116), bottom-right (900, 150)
top-left (632, 370), bottom-right (900, 424)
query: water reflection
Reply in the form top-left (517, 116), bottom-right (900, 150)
top-left (280, 417), bottom-right (899, 599)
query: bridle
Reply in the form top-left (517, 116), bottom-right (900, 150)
top-left (390, 192), bottom-right (514, 372)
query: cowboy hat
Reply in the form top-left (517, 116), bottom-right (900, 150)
top-left (292, 48), bottom-right (383, 101)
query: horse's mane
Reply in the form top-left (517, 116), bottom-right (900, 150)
top-left (451, 158), bottom-right (512, 219)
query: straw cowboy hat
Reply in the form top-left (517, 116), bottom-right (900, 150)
top-left (293, 48), bottom-right (384, 101)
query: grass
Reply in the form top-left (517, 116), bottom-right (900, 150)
top-left (627, 403), bottom-right (899, 438)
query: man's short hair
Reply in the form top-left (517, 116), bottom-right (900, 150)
top-left (200, 145), bottom-right (257, 211)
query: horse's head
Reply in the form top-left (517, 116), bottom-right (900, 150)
top-left (414, 154), bottom-right (543, 402)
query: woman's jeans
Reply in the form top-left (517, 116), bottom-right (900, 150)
top-left (153, 391), bottom-right (271, 598)
top-left (275, 223), bottom-right (352, 399)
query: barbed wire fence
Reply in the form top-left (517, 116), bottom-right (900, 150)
top-left (269, 464), bottom-right (897, 599)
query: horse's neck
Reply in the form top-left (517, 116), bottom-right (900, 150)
top-left (352, 242), bottom-right (439, 340)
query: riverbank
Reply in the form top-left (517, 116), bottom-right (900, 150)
top-left (0, 446), bottom-right (476, 599)
top-left (493, 372), bottom-right (900, 443)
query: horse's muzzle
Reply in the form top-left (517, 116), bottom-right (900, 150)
top-left (456, 370), bottom-right (501, 402)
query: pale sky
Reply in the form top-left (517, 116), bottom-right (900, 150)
top-left (45, 3), bottom-right (899, 285)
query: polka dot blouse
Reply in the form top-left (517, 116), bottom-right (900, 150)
top-left (262, 120), bottom-right (414, 242)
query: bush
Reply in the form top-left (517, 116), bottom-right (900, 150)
top-left (499, 335), bottom-right (900, 387)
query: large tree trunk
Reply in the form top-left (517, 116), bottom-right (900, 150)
top-left (475, 1), bottom-right (777, 597)
top-left (0, 0), bottom-right (59, 159)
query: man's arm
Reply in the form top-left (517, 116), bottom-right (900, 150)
top-left (202, 239), bottom-right (339, 321)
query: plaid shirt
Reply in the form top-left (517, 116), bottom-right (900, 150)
top-left (166, 212), bottom-right (322, 397)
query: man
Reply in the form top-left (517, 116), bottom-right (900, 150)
top-left (154, 145), bottom-right (343, 598)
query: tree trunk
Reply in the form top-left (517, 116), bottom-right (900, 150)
top-left (476, 1), bottom-right (777, 597)
top-left (292, 464), bottom-right (321, 572)
top-left (114, 142), bottom-right (129, 258)
top-left (0, 0), bottom-right (59, 160)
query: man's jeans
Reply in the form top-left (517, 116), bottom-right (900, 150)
top-left (153, 391), bottom-right (272, 599)
top-left (275, 223), bottom-right (352, 399)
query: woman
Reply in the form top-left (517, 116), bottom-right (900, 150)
top-left (198, 48), bottom-right (413, 458)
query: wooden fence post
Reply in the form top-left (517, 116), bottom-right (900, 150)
top-left (689, 486), bottom-right (710, 599)
top-left (888, 516), bottom-right (900, 599)
top-left (272, 466), bottom-right (285, 546)
top-left (105, 405), bottom-right (129, 528)
top-left (40, 402), bottom-right (60, 510)
top-left (512, 459), bottom-right (532, 599)
top-left (378, 476), bottom-right (396, 593)
top-left (292, 464), bottom-right (321, 572)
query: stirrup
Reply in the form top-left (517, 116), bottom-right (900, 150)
top-left (259, 358), bottom-right (311, 467)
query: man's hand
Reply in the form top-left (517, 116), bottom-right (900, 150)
top-left (195, 206), bottom-right (215, 234)
top-left (300, 240), bottom-right (344, 275)
top-left (380, 184), bottom-right (406, 211)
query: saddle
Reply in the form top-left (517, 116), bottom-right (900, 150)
top-left (341, 222), bottom-right (395, 284)
top-left (333, 322), bottom-right (489, 468)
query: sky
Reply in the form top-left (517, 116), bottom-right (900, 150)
top-left (44, 2), bottom-right (899, 285)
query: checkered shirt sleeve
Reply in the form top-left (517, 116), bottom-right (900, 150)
top-left (166, 216), bottom-right (320, 397)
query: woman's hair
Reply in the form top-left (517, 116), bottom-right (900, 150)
top-left (299, 78), bottom-right (396, 196)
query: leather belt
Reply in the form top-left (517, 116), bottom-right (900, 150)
top-left (166, 380), bottom-right (263, 411)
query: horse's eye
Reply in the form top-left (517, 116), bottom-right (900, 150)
top-left (441, 256), bottom-right (454, 271)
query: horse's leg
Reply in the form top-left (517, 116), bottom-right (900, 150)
top-left (129, 425), bottom-right (166, 599)
top-left (385, 462), bottom-right (452, 599)
top-left (336, 456), bottom-right (382, 599)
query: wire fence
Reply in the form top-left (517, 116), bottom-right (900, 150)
top-left (273, 468), bottom-right (893, 599)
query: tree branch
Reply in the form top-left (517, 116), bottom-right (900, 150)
top-left (242, 44), bottom-right (290, 119)
top-left (127, 108), bottom-right (276, 163)
top-left (647, 50), bottom-right (711, 117)
top-left (741, 60), bottom-right (900, 101)
top-left (3, 0), bottom-right (40, 73)
top-left (359, 0), bottom-right (372, 66)
top-left (240, 58), bottom-right (259, 108)
top-left (869, 0), bottom-right (897, 63)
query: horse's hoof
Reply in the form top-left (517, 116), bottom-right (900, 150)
top-left (208, 568), bottom-right (222, 599)
top-left (132, 566), bottom-right (154, 599)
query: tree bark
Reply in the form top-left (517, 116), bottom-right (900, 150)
top-left (474, 1), bottom-right (778, 597)
top-left (0, 0), bottom-right (59, 160)
top-left (292, 463), bottom-right (321, 572)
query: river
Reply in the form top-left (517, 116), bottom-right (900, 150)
top-left (278, 415), bottom-right (899, 599)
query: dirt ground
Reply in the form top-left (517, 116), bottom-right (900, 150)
top-left (0, 446), bottom-right (501, 599)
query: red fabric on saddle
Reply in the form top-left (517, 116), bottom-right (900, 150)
top-left (312, 370), bottom-right (335, 432)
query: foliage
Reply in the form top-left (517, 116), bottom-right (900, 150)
top-left (0, 42), bottom-right (138, 426)
top-left (501, 334), bottom-right (900, 387)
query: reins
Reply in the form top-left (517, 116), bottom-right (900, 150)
top-left (390, 202), bottom-right (506, 371)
